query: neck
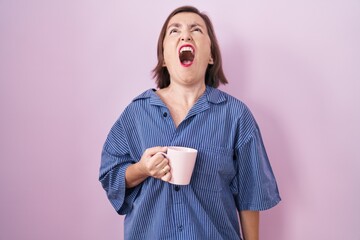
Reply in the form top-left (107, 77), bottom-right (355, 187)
top-left (164, 82), bottom-right (206, 107)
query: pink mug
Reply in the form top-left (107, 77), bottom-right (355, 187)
top-left (158, 146), bottom-right (198, 185)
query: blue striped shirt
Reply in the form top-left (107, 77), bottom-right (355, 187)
top-left (99, 86), bottom-right (280, 240)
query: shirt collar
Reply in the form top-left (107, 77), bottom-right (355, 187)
top-left (132, 89), bottom-right (166, 107)
top-left (205, 86), bottom-right (227, 104)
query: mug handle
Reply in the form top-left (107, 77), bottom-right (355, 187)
top-left (155, 151), bottom-right (168, 158)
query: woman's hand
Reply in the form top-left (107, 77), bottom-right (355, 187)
top-left (125, 146), bottom-right (171, 188)
top-left (138, 146), bottom-right (171, 181)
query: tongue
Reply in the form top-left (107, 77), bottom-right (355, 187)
top-left (179, 51), bottom-right (194, 65)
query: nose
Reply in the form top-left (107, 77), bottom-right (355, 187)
top-left (181, 31), bottom-right (192, 41)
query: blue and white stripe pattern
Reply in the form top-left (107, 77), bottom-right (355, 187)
top-left (100, 86), bottom-right (280, 240)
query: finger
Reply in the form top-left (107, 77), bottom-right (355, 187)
top-left (155, 165), bottom-right (169, 178)
top-left (144, 146), bottom-right (167, 157)
top-left (151, 153), bottom-right (168, 167)
top-left (161, 171), bottom-right (171, 182)
top-left (162, 165), bottom-right (170, 174)
top-left (155, 157), bottom-right (169, 169)
top-left (153, 167), bottom-right (165, 179)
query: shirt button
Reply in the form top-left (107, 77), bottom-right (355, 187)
top-left (178, 225), bottom-right (183, 231)
top-left (174, 185), bottom-right (180, 191)
top-left (163, 112), bottom-right (168, 117)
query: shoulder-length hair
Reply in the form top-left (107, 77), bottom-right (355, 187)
top-left (152, 6), bottom-right (228, 89)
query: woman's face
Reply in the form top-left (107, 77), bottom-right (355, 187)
top-left (163, 12), bottom-right (213, 87)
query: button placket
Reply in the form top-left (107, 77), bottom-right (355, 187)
top-left (171, 185), bottom-right (187, 235)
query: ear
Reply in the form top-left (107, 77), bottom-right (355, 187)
top-left (162, 61), bottom-right (166, 67)
top-left (209, 57), bottom-right (214, 65)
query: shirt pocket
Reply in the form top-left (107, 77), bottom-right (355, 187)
top-left (190, 146), bottom-right (235, 192)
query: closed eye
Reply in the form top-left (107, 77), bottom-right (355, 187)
top-left (169, 28), bottom-right (179, 34)
top-left (192, 27), bottom-right (203, 33)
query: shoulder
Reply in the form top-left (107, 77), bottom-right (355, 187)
top-left (207, 86), bottom-right (253, 117)
top-left (115, 89), bottom-right (155, 121)
top-left (126, 88), bottom-right (155, 109)
top-left (208, 87), bottom-right (258, 137)
top-left (132, 89), bottom-right (156, 102)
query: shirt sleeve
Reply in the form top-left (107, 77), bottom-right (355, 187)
top-left (99, 118), bottom-right (141, 215)
top-left (232, 111), bottom-right (281, 211)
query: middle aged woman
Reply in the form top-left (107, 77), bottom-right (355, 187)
top-left (100, 6), bottom-right (281, 240)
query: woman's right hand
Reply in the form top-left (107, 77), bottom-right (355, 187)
top-left (138, 146), bottom-right (171, 181)
top-left (125, 146), bottom-right (171, 188)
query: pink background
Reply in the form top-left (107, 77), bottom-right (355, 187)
top-left (1, 1), bottom-right (359, 239)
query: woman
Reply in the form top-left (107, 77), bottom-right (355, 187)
top-left (100, 6), bottom-right (280, 240)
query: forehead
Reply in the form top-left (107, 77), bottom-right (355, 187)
top-left (167, 12), bottom-right (207, 28)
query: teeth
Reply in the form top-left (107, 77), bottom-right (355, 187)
top-left (180, 46), bottom-right (194, 53)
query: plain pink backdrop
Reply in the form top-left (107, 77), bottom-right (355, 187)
top-left (1, 1), bottom-right (359, 239)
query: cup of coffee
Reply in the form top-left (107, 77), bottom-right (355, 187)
top-left (159, 146), bottom-right (198, 185)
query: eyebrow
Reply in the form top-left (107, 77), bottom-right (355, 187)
top-left (167, 23), bottom-right (205, 30)
top-left (167, 23), bottom-right (181, 30)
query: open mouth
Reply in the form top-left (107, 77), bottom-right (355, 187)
top-left (179, 45), bottom-right (195, 67)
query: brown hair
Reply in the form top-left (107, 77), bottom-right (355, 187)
top-left (152, 6), bottom-right (228, 89)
